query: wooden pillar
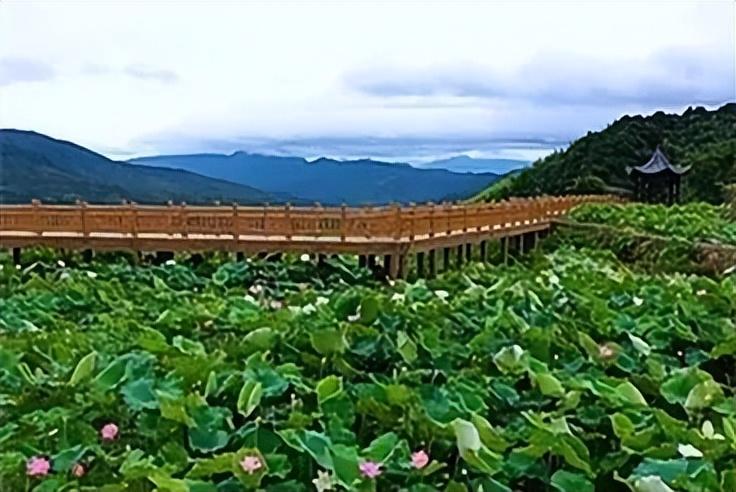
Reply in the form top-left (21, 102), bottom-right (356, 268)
top-left (318, 254), bottom-right (327, 267)
top-left (501, 237), bottom-right (509, 264)
top-left (190, 253), bottom-right (204, 266)
top-left (236, 252), bottom-right (245, 261)
top-left (443, 247), bottom-right (451, 271)
top-left (480, 240), bottom-right (487, 262)
top-left (518, 234), bottom-right (525, 254)
top-left (367, 254), bottom-right (376, 271)
top-left (82, 249), bottom-right (93, 263)
top-left (456, 244), bottom-right (464, 267)
top-left (12, 247), bottom-right (21, 265)
top-left (358, 255), bottom-right (367, 268)
top-left (384, 254), bottom-right (399, 279)
top-left (465, 243), bottom-right (472, 262)
top-left (428, 249), bottom-right (436, 278)
top-left (416, 251), bottom-right (425, 278)
top-left (398, 255), bottom-right (407, 279)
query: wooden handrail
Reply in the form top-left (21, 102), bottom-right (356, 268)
top-left (0, 195), bottom-right (620, 241)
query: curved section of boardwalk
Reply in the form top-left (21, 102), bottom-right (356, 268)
top-left (0, 195), bottom-right (616, 277)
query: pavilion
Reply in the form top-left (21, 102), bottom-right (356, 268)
top-left (627, 146), bottom-right (690, 204)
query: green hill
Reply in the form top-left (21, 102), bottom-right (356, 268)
top-left (477, 103), bottom-right (736, 203)
top-left (0, 130), bottom-right (289, 205)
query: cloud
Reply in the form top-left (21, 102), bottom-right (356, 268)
top-left (344, 48), bottom-right (735, 107)
top-left (0, 57), bottom-right (55, 85)
top-left (124, 64), bottom-right (179, 84)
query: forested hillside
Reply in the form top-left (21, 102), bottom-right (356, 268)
top-left (479, 103), bottom-right (736, 203)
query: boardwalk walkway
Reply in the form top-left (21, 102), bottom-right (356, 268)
top-left (1, 195), bottom-right (615, 277)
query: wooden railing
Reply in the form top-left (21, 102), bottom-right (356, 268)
top-left (0, 195), bottom-right (615, 241)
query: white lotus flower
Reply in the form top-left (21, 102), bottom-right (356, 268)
top-left (302, 303), bottom-right (317, 315)
top-left (701, 420), bottom-right (725, 440)
top-left (269, 300), bottom-right (283, 310)
top-left (57, 260), bottom-right (66, 268)
top-left (312, 470), bottom-right (334, 492)
top-left (300, 253), bottom-right (311, 262)
top-left (635, 476), bottom-right (675, 492)
top-left (434, 290), bottom-right (449, 300)
top-left (677, 443), bottom-right (703, 458)
top-left (165, 259), bottom-right (176, 266)
top-left (696, 289), bottom-right (706, 296)
top-left (391, 292), bottom-right (405, 302)
top-left (315, 296), bottom-right (329, 306)
top-left (249, 284), bottom-right (263, 295)
top-left (347, 313), bottom-right (360, 322)
top-left (632, 296), bottom-right (643, 306)
top-left (86, 271), bottom-right (98, 279)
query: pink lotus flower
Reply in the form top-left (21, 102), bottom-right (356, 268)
top-left (26, 456), bottom-right (50, 477)
top-left (71, 463), bottom-right (85, 478)
top-left (411, 450), bottom-right (430, 469)
top-left (240, 455), bottom-right (263, 474)
top-left (100, 423), bottom-right (119, 441)
top-left (359, 460), bottom-right (382, 478)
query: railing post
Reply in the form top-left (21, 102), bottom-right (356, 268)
top-left (445, 201), bottom-right (451, 235)
top-left (393, 203), bottom-right (402, 241)
top-left (180, 202), bottom-right (188, 238)
top-left (409, 202), bottom-right (416, 242)
top-left (28, 199), bottom-right (41, 235)
top-left (315, 202), bottom-right (323, 238)
top-left (232, 202), bottom-right (239, 244)
top-left (130, 201), bottom-right (138, 239)
top-left (428, 202), bottom-right (435, 238)
top-left (340, 203), bottom-right (347, 242)
top-left (77, 199), bottom-right (87, 236)
top-left (285, 202), bottom-right (292, 240)
top-left (462, 202), bottom-right (468, 233)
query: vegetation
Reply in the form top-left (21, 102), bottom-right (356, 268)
top-left (0, 130), bottom-right (281, 205)
top-left (569, 203), bottom-right (736, 246)
top-left (479, 103), bottom-right (736, 203)
top-left (1, 239), bottom-right (735, 491)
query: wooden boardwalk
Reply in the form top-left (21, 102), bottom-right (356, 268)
top-left (1, 195), bottom-right (615, 277)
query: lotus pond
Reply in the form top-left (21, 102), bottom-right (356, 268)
top-left (0, 244), bottom-right (734, 492)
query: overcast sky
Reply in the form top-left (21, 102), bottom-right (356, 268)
top-left (1, 1), bottom-right (734, 162)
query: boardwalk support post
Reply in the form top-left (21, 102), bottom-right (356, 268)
top-left (465, 243), bottom-right (472, 262)
top-left (358, 255), bottom-right (367, 268)
top-left (501, 237), bottom-right (509, 264)
top-left (12, 247), bottom-right (21, 265)
top-left (443, 247), bottom-right (451, 271)
top-left (456, 244), bottom-right (464, 268)
top-left (480, 240), bottom-right (487, 262)
top-left (82, 249), bottom-right (93, 263)
top-left (428, 249), bottom-right (436, 278)
top-left (417, 251), bottom-right (425, 278)
top-left (398, 255), bottom-right (407, 279)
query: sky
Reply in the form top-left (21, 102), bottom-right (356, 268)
top-left (0, 1), bottom-right (734, 163)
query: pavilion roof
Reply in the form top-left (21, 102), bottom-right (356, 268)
top-left (627, 147), bottom-right (691, 176)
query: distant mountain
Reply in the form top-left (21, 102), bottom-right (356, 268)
top-left (129, 153), bottom-right (500, 205)
top-left (478, 103), bottom-right (736, 203)
top-left (0, 130), bottom-right (285, 204)
top-left (415, 155), bottom-right (529, 175)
